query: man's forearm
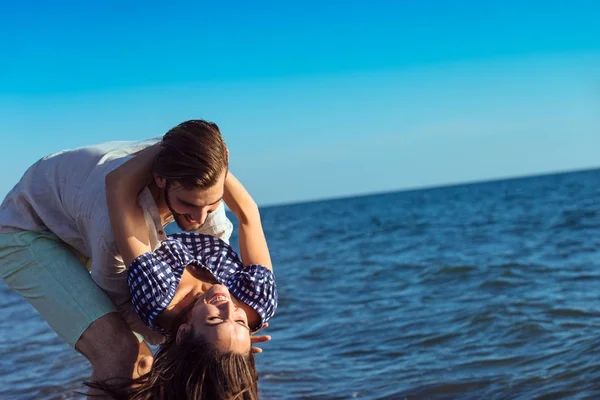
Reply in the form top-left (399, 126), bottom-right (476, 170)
top-left (114, 296), bottom-right (165, 346)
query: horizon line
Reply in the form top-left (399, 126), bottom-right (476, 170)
top-left (257, 165), bottom-right (600, 210)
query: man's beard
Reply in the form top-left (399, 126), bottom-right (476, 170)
top-left (163, 184), bottom-right (202, 232)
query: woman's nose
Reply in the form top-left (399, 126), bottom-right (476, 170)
top-left (218, 301), bottom-right (236, 319)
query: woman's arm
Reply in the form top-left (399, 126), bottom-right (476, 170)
top-left (105, 144), bottom-right (162, 266)
top-left (223, 172), bottom-right (273, 271)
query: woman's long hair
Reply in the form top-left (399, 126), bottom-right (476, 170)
top-left (85, 296), bottom-right (260, 400)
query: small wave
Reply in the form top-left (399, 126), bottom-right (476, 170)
top-left (394, 379), bottom-right (495, 400)
top-left (415, 332), bottom-right (461, 347)
top-left (504, 321), bottom-right (549, 339)
top-left (552, 208), bottom-right (599, 230)
top-left (438, 265), bottom-right (479, 274)
top-left (546, 308), bottom-right (600, 318)
top-left (478, 277), bottom-right (520, 289)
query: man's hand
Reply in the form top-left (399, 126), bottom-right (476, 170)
top-left (251, 323), bottom-right (271, 354)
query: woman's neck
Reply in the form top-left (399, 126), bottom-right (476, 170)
top-left (156, 288), bottom-right (198, 330)
top-left (156, 267), bottom-right (216, 330)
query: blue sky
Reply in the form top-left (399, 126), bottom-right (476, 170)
top-left (1, 1), bottom-right (599, 205)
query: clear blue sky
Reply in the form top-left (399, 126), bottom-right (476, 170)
top-left (1, 1), bottom-right (599, 205)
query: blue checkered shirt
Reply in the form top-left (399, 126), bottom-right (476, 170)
top-left (127, 232), bottom-right (278, 334)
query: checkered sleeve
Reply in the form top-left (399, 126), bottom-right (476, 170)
top-left (226, 264), bottom-right (278, 332)
top-left (127, 239), bottom-right (196, 332)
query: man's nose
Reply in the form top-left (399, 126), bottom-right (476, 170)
top-left (190, 209), bottom-right (209, 225)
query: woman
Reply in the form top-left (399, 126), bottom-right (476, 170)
top-left (91, 143), bottom-right (278, 399)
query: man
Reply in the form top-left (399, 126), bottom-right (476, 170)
top-left (0, 120), bottom-right (232, 394)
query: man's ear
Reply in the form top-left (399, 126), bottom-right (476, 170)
top-left (154, 174), bottom-right (166, 189)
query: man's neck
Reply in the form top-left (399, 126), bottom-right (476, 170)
top-left (148, 181), bottom-right (172, 225)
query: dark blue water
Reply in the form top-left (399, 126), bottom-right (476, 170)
top-left (2, 169), bottom-right (600, 399)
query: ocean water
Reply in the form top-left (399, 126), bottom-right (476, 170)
top-left (1, 169), bottom-right (600, 399)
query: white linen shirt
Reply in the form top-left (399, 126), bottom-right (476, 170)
top-left (0, 138), bottom-right (233, 344)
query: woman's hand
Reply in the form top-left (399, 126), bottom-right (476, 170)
top-left (223, 172), bottom-right (273, 271)
top-left (250, 323), bottom-right (271, 354)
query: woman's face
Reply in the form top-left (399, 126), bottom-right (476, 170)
top-left (177, 284), bottom-right (251, 353)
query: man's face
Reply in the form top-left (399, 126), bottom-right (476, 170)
top-left (160, 171), bottom-right (226, 231)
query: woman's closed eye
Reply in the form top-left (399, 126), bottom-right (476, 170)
top-left (208, 316), bottom-right (249, 329)
top-left (236, 319), bottom-right (250, 329)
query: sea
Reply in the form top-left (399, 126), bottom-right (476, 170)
top-left (1, 168), bottom-right (600, 399)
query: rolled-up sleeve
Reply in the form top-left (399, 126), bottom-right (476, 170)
top-left (127, 239), bottom-right (196, 333)
top-left (226, 264), bottom-right (278, 331)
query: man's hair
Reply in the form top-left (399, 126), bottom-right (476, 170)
top-left (152, 120), bottom-right (229, 190)
top-left (85, 296), bottom-right (259, 400)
